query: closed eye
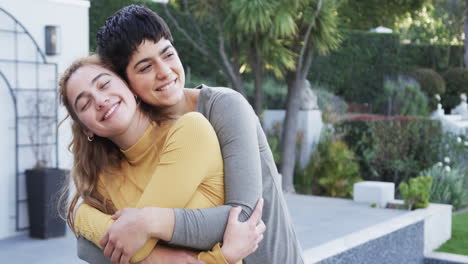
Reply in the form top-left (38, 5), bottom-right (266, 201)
top-left (165, 52), bottom-right (174, 58)
top-left (81, 100), bottom-right (90, 111)
top-left (100, 80), bottom-right (110, 89)
top-left (139, 64), bottom-right (152, 73)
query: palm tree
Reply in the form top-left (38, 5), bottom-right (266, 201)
top-left (230, 0), bottom-right (296, 113)
top-left (280, 0), bottom-right (341, 192)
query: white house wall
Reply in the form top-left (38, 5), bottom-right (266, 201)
top-left (0, 0), bottom-right (89, 239)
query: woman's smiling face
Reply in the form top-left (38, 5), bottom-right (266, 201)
top-left (125, 38), bottom-right (185, 109)
top-left (66, 64), bottom-right (137, 138)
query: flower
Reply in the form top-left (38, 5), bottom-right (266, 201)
top-left (436, 162), bottom-right (443, 167)
top-left (465, 141), bottom-right (468, 146)
top-left (435, 94), bottom-right (441, 101)
top-left (445, 166), bottom-right (451, 172)
top-left (444, 157), bottom-right (450, 163)
top-left (457, 137), bottom-right (462, 143)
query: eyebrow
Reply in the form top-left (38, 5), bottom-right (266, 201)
top-left (73, 72), bottom-right (110, 109)
top-left (91, 72), bottom-right (110, 85)
top-left (133, 44), bottom-right (173, 70)
top-left (73, 91), bottom-right (87, 110)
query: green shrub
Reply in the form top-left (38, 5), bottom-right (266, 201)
top-left (302, 130), bottom-right (362, 198)
top-left (335, 118), bottom-right (443, 187)
top-left (399, 176), bottom-right (433, 210)
top-left (310, 31), bottom-right (400, 106)
top-left (245, 77), bottom-right (287, 109)
top-left (439, 133), bottom-right (468, 178)
top-left (399, 44), bottom-right (464, 73)
top-left (374, 76), bottom-right (429, 116)
top-left (442, 68), bottom-right (468, 112)
top-left (313, 84), bottom-right (348, 123)
top-left (422, 165), bottom-right (468, 210)
top-left (408, 68), bottom-right (446, 110)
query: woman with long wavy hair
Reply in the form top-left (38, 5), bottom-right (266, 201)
top-left (60, 55), bottom-right (265, 264)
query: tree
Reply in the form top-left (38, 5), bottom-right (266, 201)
top-left (338, 0), bottom-right (429, 30)
top-left (163, 1), bottom-right (246, 94)
top-left (465, 0), bottom-right (468, 68)
top-left (165, 0), bottom-right (296, 113)
top-left (280, 0), bottom-right (341, 192)
top-left (229, 0), bottom-right (296, 113)
top-left (397, 0), bottom-right (465, 45)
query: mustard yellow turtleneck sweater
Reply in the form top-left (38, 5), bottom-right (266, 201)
top-left (74, 112), bottom-right (233, 263)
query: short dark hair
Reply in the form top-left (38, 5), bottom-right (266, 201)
top-left (96, 4), bottom-right (173, 81)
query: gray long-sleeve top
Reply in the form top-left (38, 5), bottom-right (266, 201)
top-left (77, 86), bottom-right (304, 264)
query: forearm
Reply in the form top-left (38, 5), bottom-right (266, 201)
top-left (143, 207), bottom-right (175, 241)
top-left (74, 204), bottom-right (114, 248)
top-left (169, 90), bottom-right (262, 250)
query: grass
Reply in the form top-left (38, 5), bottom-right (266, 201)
top-left (436, 211), bottom-right (468, 256)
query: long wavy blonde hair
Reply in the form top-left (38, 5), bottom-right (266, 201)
top-left (59, 55), bottom-right (123, 233)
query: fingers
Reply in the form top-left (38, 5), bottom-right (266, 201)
top-left (256, 220), bottom-right (267, 234)
top-left (119, 252), bottom-right (131, 264)
top-left (99, 232), bottom-right (110, 248)
top-left (110, 247), bottom-right (122, 264)
top-left (228, 206), bottom-right (242, 224)
top-left (249, 198), bottom-right (264, 224)
top-left (103, 240), bottom-right (115, 259)
top-left (111, 210), bottom-right (122, 220)
top-left (256, 233), bottom-right (264, 244)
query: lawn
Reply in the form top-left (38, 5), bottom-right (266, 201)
top-left (436, 211), bottom-right (468, 256)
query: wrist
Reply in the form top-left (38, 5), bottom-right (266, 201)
top-left (221, 245), bottom-right (237, 264)
top-left (141, 207), bottom-right (175, 241)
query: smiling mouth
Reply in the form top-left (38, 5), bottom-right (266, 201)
top-left (102, 101), bottom-right (120, 121)
top-left (155, 79), bottom-right (176, 92)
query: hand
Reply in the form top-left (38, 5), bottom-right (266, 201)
top-left (221, 199), bottom-right (266, 264)
top-left (99, 208), bottom-right (150, 264)
top-left (138, 245), bottom-right (206, 264)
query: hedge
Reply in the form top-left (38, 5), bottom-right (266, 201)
top-left (308, 31), bottom-right (463, 113)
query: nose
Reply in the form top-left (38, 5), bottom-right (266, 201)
top-left (95, 94), bottom-right (109, 110)
top-left (156, 62), bottom-right (171, 80)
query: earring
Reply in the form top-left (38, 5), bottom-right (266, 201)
top-left (87, 136), bottom-right (94, 142)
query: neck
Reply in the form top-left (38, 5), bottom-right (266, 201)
top-left (109, 110), bottom-right (152, 150)
top-left (157, 88), bottom-right (199, 120)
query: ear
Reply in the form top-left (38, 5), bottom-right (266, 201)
top-left (83, 129), bottom-right (94, 138)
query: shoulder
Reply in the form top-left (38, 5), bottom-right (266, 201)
top-left (198, 85), bottom-right (253, 115)
top-left (167, 112), bottom-right (214, 138)
top-left (199, 85), bottom-right (245, 103)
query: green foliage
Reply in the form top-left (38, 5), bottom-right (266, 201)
top-left (309, 30), bottom-right (464, 110)
top-left (336, 118), bottom-right (443, 187)
top-left (313, 84), bottom-right (348, 123)
top-left (302, 130), bottom-right (362, 198)
top-left (399, 175), bottom-right (433, 210)
top-left (397, 0), bottom-right (465, 45)
top-left (374, 76), bottom-right (429, 116)
top-left (422, 165), bottom-right (468, 210)
top-left (408, 68), bottom-right (446, 110)
top-left (310, 31), bottom-right (400, 106)
top-left (442, 68), bottom-right (468, 112)
top-left (338, 0), bottom-right (429, 30)
top-left (245, 77), bottom-right (287, 109)
top-left (399, 44), bottom-right (464, 73)
top-left (267, 135), bottom-right (281, 167)
top-left (265, 121), bottom-right (283, 167)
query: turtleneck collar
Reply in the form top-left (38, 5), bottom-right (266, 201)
top-left (121, 122), bottom-right (157, 164)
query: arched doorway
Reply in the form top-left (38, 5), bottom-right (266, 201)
top-left (0, 7), bottom-right (58, 236)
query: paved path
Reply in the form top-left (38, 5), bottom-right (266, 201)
top-left (0, 194), bottom-right (407, 263)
